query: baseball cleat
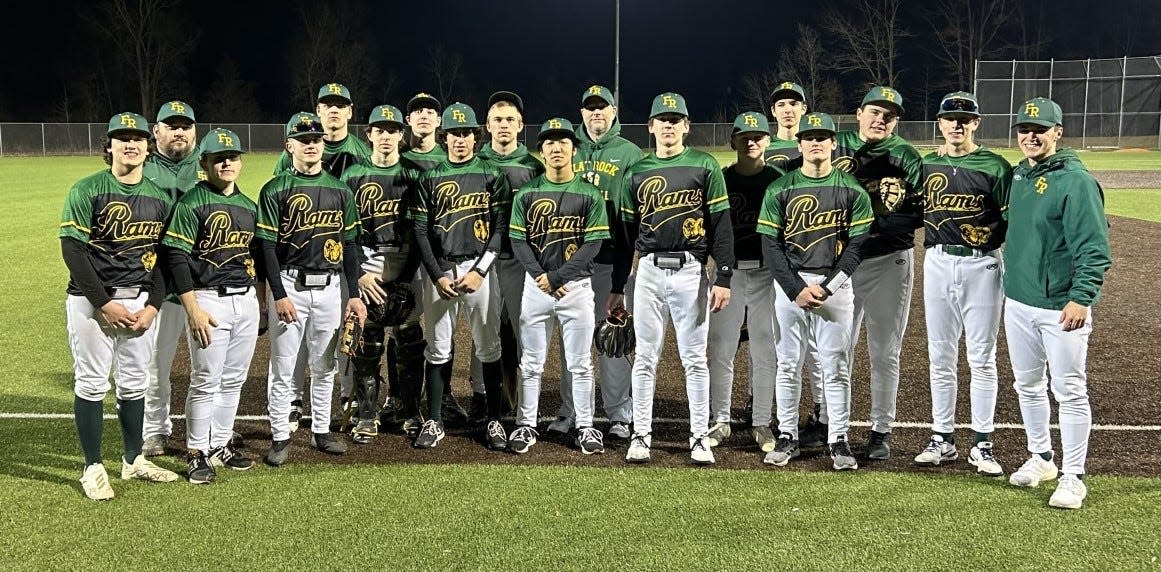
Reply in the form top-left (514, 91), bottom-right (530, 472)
top-left (209, 444), bottom-right (254, 471)
top-left (312, 432), bottom-right (349, 455)
top-left (186, 450), bottom-right (216, 485)
top-left (830, 436), bottom-right (858, 471)
top-left (705, 422), bottom-right (732, 447)
top-left (80, 463), bottom-right (114, 501)
top-left (625, 434), bottom-right (652, 464)
top-left (607, 422), bottom-right (631, 440)
top-left (690, 436), bottom-right (715, 465)
top-left (914, 435), bottom-right (958, 466)
top-left (141, 434), bottom-right (167, 457)
top-left (968, 442), bottom-right (1004, 477)
top-left (379, 397), bottom-right (403, 427)
top-left (441, 394), bottom-right (471, 426)
top-left (402, 416), bottom-right (423, 438)
top-left (121, 454), bottom-right (179, 482)
top-left (576, 427), bottom-right (605, 455)
top-left (228, 431), bottom-right (244, 449)
top-left (547, 416), bottom-right (574, 434)
top-left (486, 420), bottom-right (508, 450)
top-left (799, 409), bottom-right (827, 449)
top-left (414, 420), bottom-right (445, 449)
top-left (1009, 455), bottom-right (1059, 488)
top-left (764, 433), bottom-right (800, 467)
top-left (1048, 474), bottom-right (1087, 509)
top-left (289, 400), bottom-right (304, 432)
top-left (351, 420), bottom-right (379, 445)
top-left (508, 425), bottom-right (538, 454)
top-left (866, 430), bottom-right (892, 460)
top-left (266, 439), bottom-right (291, 466)
top-left (752, 426), bottom-right (776, 453)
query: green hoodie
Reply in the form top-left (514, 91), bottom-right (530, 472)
top-left (1003, 149), bottom-right (1111, 310)
top-left (573, 118), bottom-right (643, 264)
top-left (143, 147), bottom-right (203, 201)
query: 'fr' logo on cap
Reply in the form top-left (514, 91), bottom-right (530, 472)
top-left (452, 109), bottom-right (466, 122)
top-left (169, 101), bottom-right (185, 114)
top-left (120, 114), bottom-right (137, 128)
top-left (299, 115), bottom-right (313, 124)
top-left (381, 108), bottom-right (395, 120)
top-left (327, 83), bottom-right (343, 94)
top-left (662, 95), bottom-right (677, 109)
top-left (216, 132), bottom-right (233, 147)
top-left (549, 119), bottom-right (563, 128)
top-left (881, 88), bottom-right (896, 102)
top-left (743, 114), bottom-right (758, 128)
top-left (780, 82), bottom-right (794, 90)
top-left (808, 115), bottom-right (822, 127)
top-left (1025, 102), bottom-right (1040, 117)
top-left (589, 86), bottom-right (602, 95)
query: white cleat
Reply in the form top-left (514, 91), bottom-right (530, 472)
top-left (705, 422), bottom-right (731, 447)
top-left (690, 436), bottom-right (715, 465)
top-left (80, 463), bottom-right (114, 501)
top-left (625, 434), bottom-right (652, 464)
top-left (1048, 474), bottom-right (1087, 509)
top-left (968, 442), bottom-right (1004, 477)
top-left (121, 454), bottom-right (179, 483)
top-left (1009, 455), bottom-right (1059, 488)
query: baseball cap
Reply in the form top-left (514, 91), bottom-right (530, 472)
top-left (861, 86), bottom-right (905, 114)
top-left (769, 81), bottom-right (806, 104)
top-left (537, 118), bottom-right (579, 143)
top-left (368, 104), bottom-right (406, 127)
top-left (407, 92), bottom-right (442, 113)
top-left (796, 112), bottom-right (837, 138)
top-left (156, 100), bottom-right (196, 123)
top-left (581, 85), bottom-right (615, 107)
top-left (487, 91), bottom-right (524, 114)
top-left (442, 103), bottom-right (479, 129)
top-left (650, 92), bottom-right (689, 118)
top-left (317, 83), bottom-right (352, 104)
top-left (731, 112), bottom-right (770, 136)
top-left (107, 112), bottom-right (151, 138)
top-left (200, 128), bottom-right (245, 156)
top-left (285, 112), bottom-right (325, 139)
top-left (1013, 97), bottom-right (1063, 128)
top-left (937, 91), bottom-right (980, 118)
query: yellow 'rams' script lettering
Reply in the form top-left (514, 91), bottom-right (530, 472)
top-left (199, 211), bottom-right (253, 253)
top-left (95, 202), bottom-right (163, 241)
top-left (281, 194), bottom-right (344, 236)
top-left (526, 198), bottom-right (583, 240)
top-left (784, 195), bottom-right (848, 238)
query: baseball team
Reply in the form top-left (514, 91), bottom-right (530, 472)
top-left (60, 81), bottom-right (1111, 510)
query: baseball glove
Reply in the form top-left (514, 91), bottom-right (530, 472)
top-left (594, 306), bottom-right (635, 358)
top-left (338, 312), bottom-right (364, 358)
top-left (866, 176), bottom-right (905, 213)
top-left (371, 280), bottom-right (416, 327)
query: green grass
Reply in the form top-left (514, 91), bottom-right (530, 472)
top-left (3, 153), bottom-right (1160, 569)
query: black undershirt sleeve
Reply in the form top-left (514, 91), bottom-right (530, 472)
top-left (163, 247), bottom-right (196, 296)
top-left (412, 220), bottom-right (444, 285)
top-left (825, 234), bottom-right (869, 292)
top-left (343, 239), bottom-right (360, 301)
top-left (396, 244), bottom-right (422, 285)
top-left (61, 237), bottom-right (111, 308)
top-left (146, 265), bottom-right (165, 309)
top-left (761, 234), bottom-right (807, 297)
top-left (610, 219), bottom-right (639, 295)
top-left (708, 209), bottom-right (734, 288)
top-left (259, 238), bottom-right (288, 300)
top-left (511, 239), bottom-right (545, 280)
top-left (547, 241), bottom-right (601, 290)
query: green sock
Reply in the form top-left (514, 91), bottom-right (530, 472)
top-left (74, 396), bottom-right (104, 466)
top-left (1037, 450), bottom-right (1054, 462)
top-left (974, 432), bottom-right (991, 445)
top-left (117, 398), bottom-right (145, 462)
top-left (938, 432), bottom-right (955, 445)
top-left (426, 363), bottom-right (445, 422)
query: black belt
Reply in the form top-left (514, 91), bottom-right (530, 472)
top-left (376, 245), bottom-right (405, 254)
top-left (283, 268), bottom-right (337, 289)
top-left (443, 254), bottom-right (478, 264)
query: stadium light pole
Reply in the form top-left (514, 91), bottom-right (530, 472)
top-left (614, 0), bottom-right (621, 107)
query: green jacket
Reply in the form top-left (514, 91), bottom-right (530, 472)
top-left (573, 119), bottom-right (643, 264)
top-left (143, 149), bottom-right (203, 201)
top-left (274, 133), bottom-right (371, 178)
top-left (1003, 149), bottom-right (1111, 310)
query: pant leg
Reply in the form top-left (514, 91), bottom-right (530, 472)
top-left (961, 251), bottom-right (1004, 436)
top-left (746, 268), bottom-right (778, 427)
top-left (1004, 298), bottom-right (1053, 456)
top-left (111, 293), bottom-right (154, 402)
top-left (850, 250), bottom-right (914, 433)
top-left (558, 279), bottom-right (597, 428)
top-left (212, 292), bottom-right (259, 449)
top-left (772, 282), bottom-right (807, 439)
top-left (813, 276), bottom-right (855, 444)
top-left (708, 268), bottom-right (746, 424)
top-left (306, 280), bottom-right (343, 435)
top-left (517, 275), bottom-right (555, 427)
top-left (924, 248), bottom-right (963, 434)
top-left (630, 257), bottom-right (670, 437)
top-left (67, 295), bottom-right (116, 402)
top-left (185, 292), bottom-right (231, 451)
top-left (143, 300), bottom-right (186, 438)
top-left (667, 258), bottom-right (712, 439)
top-left (267, 275), bottom-right (310, 442)
top-left (1041, 307), bottom-right (1094, 475)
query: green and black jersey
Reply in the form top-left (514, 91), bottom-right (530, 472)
top-left (510, 175), bottom-right (610, 283)
top-left (256, 170), bottom-right (359, 272)
top-left (162, 181), bottom-right (258, 289)
top-left (574, 120), bottom-right (644, 265)
top-left (833, 131), bottom-right (924, 258)
top-left (275, 134), bottom-right (372, 179)
top-left (60, 170), bottom-right (173, 293)
top-left (922, 148), bottom-right (1012, 251)
top-left (410, 156), bottom-right (511, 280)
top-left (724, 164), bottom-right (784, 263)
top-left (763, 136), bottom-right (802, 172)
top-left (757, 168), bottom-right (873, 271)
top-left (402, 145), bottom-right (448, 173)
top-left (144, 149), bottom-right (204, 201)
top-left (342, 159), bottom-right (421, 249)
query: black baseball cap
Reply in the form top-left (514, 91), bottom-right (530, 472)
top-left (407, 92), bottom-right (442, 113)
top-left (487, 91), bottom-right (524, 114)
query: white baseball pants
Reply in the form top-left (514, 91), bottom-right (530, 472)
top-left (558, 263), bottom-right (634, 425)
top-left (469, 256), bottom-right (525, 392)
top-left (422, 260), bottom-right (501, 365)
top-left (516, 276), bottom-right (596, 428)
top-left (185, 290), bottom-right (260, 451)
top-left (849, 249), bottom-right (915, 433)
top-left (66, 293), bottom-right (156, 402)
top-left (142, 300), bottom-right (187, 438)
top-left (709, 267), bottom-right (777, 426)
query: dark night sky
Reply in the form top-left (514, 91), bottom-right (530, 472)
top-left (4, 0), bottom-right (1159, 123)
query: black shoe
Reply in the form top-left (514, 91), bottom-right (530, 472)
top-left (312, 432), bottom-right (349, 455)
top-left (266, 439), bottom-right (291, 466)
top-left (867, 430), bottom-right (892, 460)
top-left (228, 431), bottom-right (244, 449)
top-left (442, 394), bottom-right (470, 426)
top-left (379, 397), bottom-right (402, 427)
top-left (469, 392), bottom-right (487, 423)
top-left (508, 425), bottom-right (538, 454)
top-left (414, 420), bottom-right (445, 449)
top-left (289, 400), bottom-right (304, 432)
top-left (187, 450), bottom-right (216, 484)
top-left (830, 436), bottom-right (858, 470)
top-left (486, 420), bottom-right (508, 451)
top-left (209, 444), bottom-right (254, 471)
top-left (800, 413), bottom-right (827, 449)
top-left (763, 433), bottom-right (800, 467)
top-left (351, 419), bottom-right (379, 445)
top-left (576, 427), bottom-right (605, 455)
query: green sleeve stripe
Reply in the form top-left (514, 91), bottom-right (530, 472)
top-left (60, 221), bottom-right (91, 233)
top-left (165, 230), bottom-right (195, 245)
top-left (586, 230), bottom-right (612, 240)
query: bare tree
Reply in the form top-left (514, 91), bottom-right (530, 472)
top-left (926, 0), bottom-right (1016, 89)
top-left (97, 0), bottom-right (193, 115)
top-left (1008, 0), bottom-right (1054, 60)
top-left (823, 0), bottom-right (911, 89)
top-left (426, 45), bottom-right (465, 105)
top-left (202, 56), bottom-right (263, 122)
top-left (286, 1), bottom-right (378, 111)
top-left (739, 69), bottom-right (785, 115)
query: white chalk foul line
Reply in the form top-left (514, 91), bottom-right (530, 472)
top-left (1, 412), bottom-right (1158, 432)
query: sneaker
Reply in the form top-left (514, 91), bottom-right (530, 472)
top-left (142, 434), bottom-right (167, 457)
top-left (289, 400), bottom-right (304, 432)
top-left (121, 454), bottom-right (179, 482)
top-left (209, 444), bottom-right (254, 471)
top-left (486, 420), bottom-right (508, 450)
top-left (402, 416), bottom-right (423, 437)
top-left (625, 434), bottom-right (652, 463)
top-left (186, 450), bottom-right (216, 485)
top-left (547, 416), bottom-right (573, 434)
top-left (1009, 455), bottom-right (1059, 488)
top-left (799, 412), bottom-right (827, 449)
top-left (266, 439), bottom-right (291, 466)
top-left (968, 442), bottom-right (1004, 477)
top-left (705, 422), bottom-right (732, 447)
top-left (752, 426), bottom-right (776, 453)
top-left (508, 425), bottom-right (538, 454)
top-left (867, 430), bottom-right (891, 460)
top-left (414, 420), bottom-right (445, 449)
top-left (80, 463), bottom-right (114, 501)
top-left (351, 419), bottom-right (379, 445)
top-left (1049, 474), bottom-right (1087, 509)
top-left (469, 392), bottom-right (487, 423)
top-left (228, 431), bottom-right (244, 449)
top-left (914, 435), bottom-right (958, 466)
top-left (441, 394), bottom-right (470, 425)
top-left (576, 427), bottom-right (605, 455)
top-left (690, 436), bottom-right (715, 465)
top-left (608, 422), bottom-right (631, 440)
top-left (312, 432), bottom-right (349, 455)
top-left (830, 436), bottom-right (858, 471)
top-left (763, 433), bottom-right (800, 467)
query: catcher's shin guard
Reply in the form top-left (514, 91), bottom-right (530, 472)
top-left (352, 325), bottom-right (386, 423)
top-left (394, 325), bottom-right (427, 421)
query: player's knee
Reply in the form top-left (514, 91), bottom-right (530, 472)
top-left (74, 382), bottom-right (109, 403)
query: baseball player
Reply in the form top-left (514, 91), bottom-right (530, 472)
top-left (62, 112), bottom-right (180, 500)
top-left (141, 100), bottom-right (202, 457)
top-left (341, 104), bottom-right (426, 443)
top-left (476, 91), bottom-right (545, 419)
top-left (763, 82), bottom-right (807, 172)
top-left (1003, 97), bottom-right (1111, 509)
top-left (161, 128), bottom-right (260, 483)
top-left (507, 118), bottom-right (610, 455)
top-left (409, 102), bottom-right (511, 451)
top-left (758, 112), bottom-right (873, 471)
top-left (708, 112), bottom-right (784, 453)
top-left (567, 84), bottom-right (643, 439)
top-left (833, 86), bottom-right (924, 460)
top-left (914, 92), bottom-right (1013, 476)
top-left (257, 112), bottom-right (366, 466)
top-left (614, 92), bottom-right (733, 465)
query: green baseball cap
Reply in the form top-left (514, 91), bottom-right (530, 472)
top-left (732, 111), bottom-right (770, 135)
top-left (317, 83), bottom-right (352, 104)
top-left (769, 81), bottom-right (806, 104)
top-left (650, 92), bottom-right (689, 118)
top-left (581, 85), bottom-right (615, 106)
top-left (797, 112), bottom-right (837, 138)
top-left (200, 128), bottom-right (245, 156)
top-left (488, 91), bottom-right (524, 114)
top-left (285, 112), bottom-right (325, 139)
top-left (1014, 97), bottom-right (1063, 128)
top-left (107, 112), bottom-right (150, 138)
top-left (407, 92), bottom-right (442, 113)
top-left (537, 118), bottom-right (579, 143)
top-left (156, 100), bottom-right (196, 123)
top-left (368, 104), bottom-right (405, 127)
top-left (442, 103), bottom-right (479, 129)
top-left (861, 85), bottom-right (905, 114)
top-left (937, 91), bottom-right (980, 118)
